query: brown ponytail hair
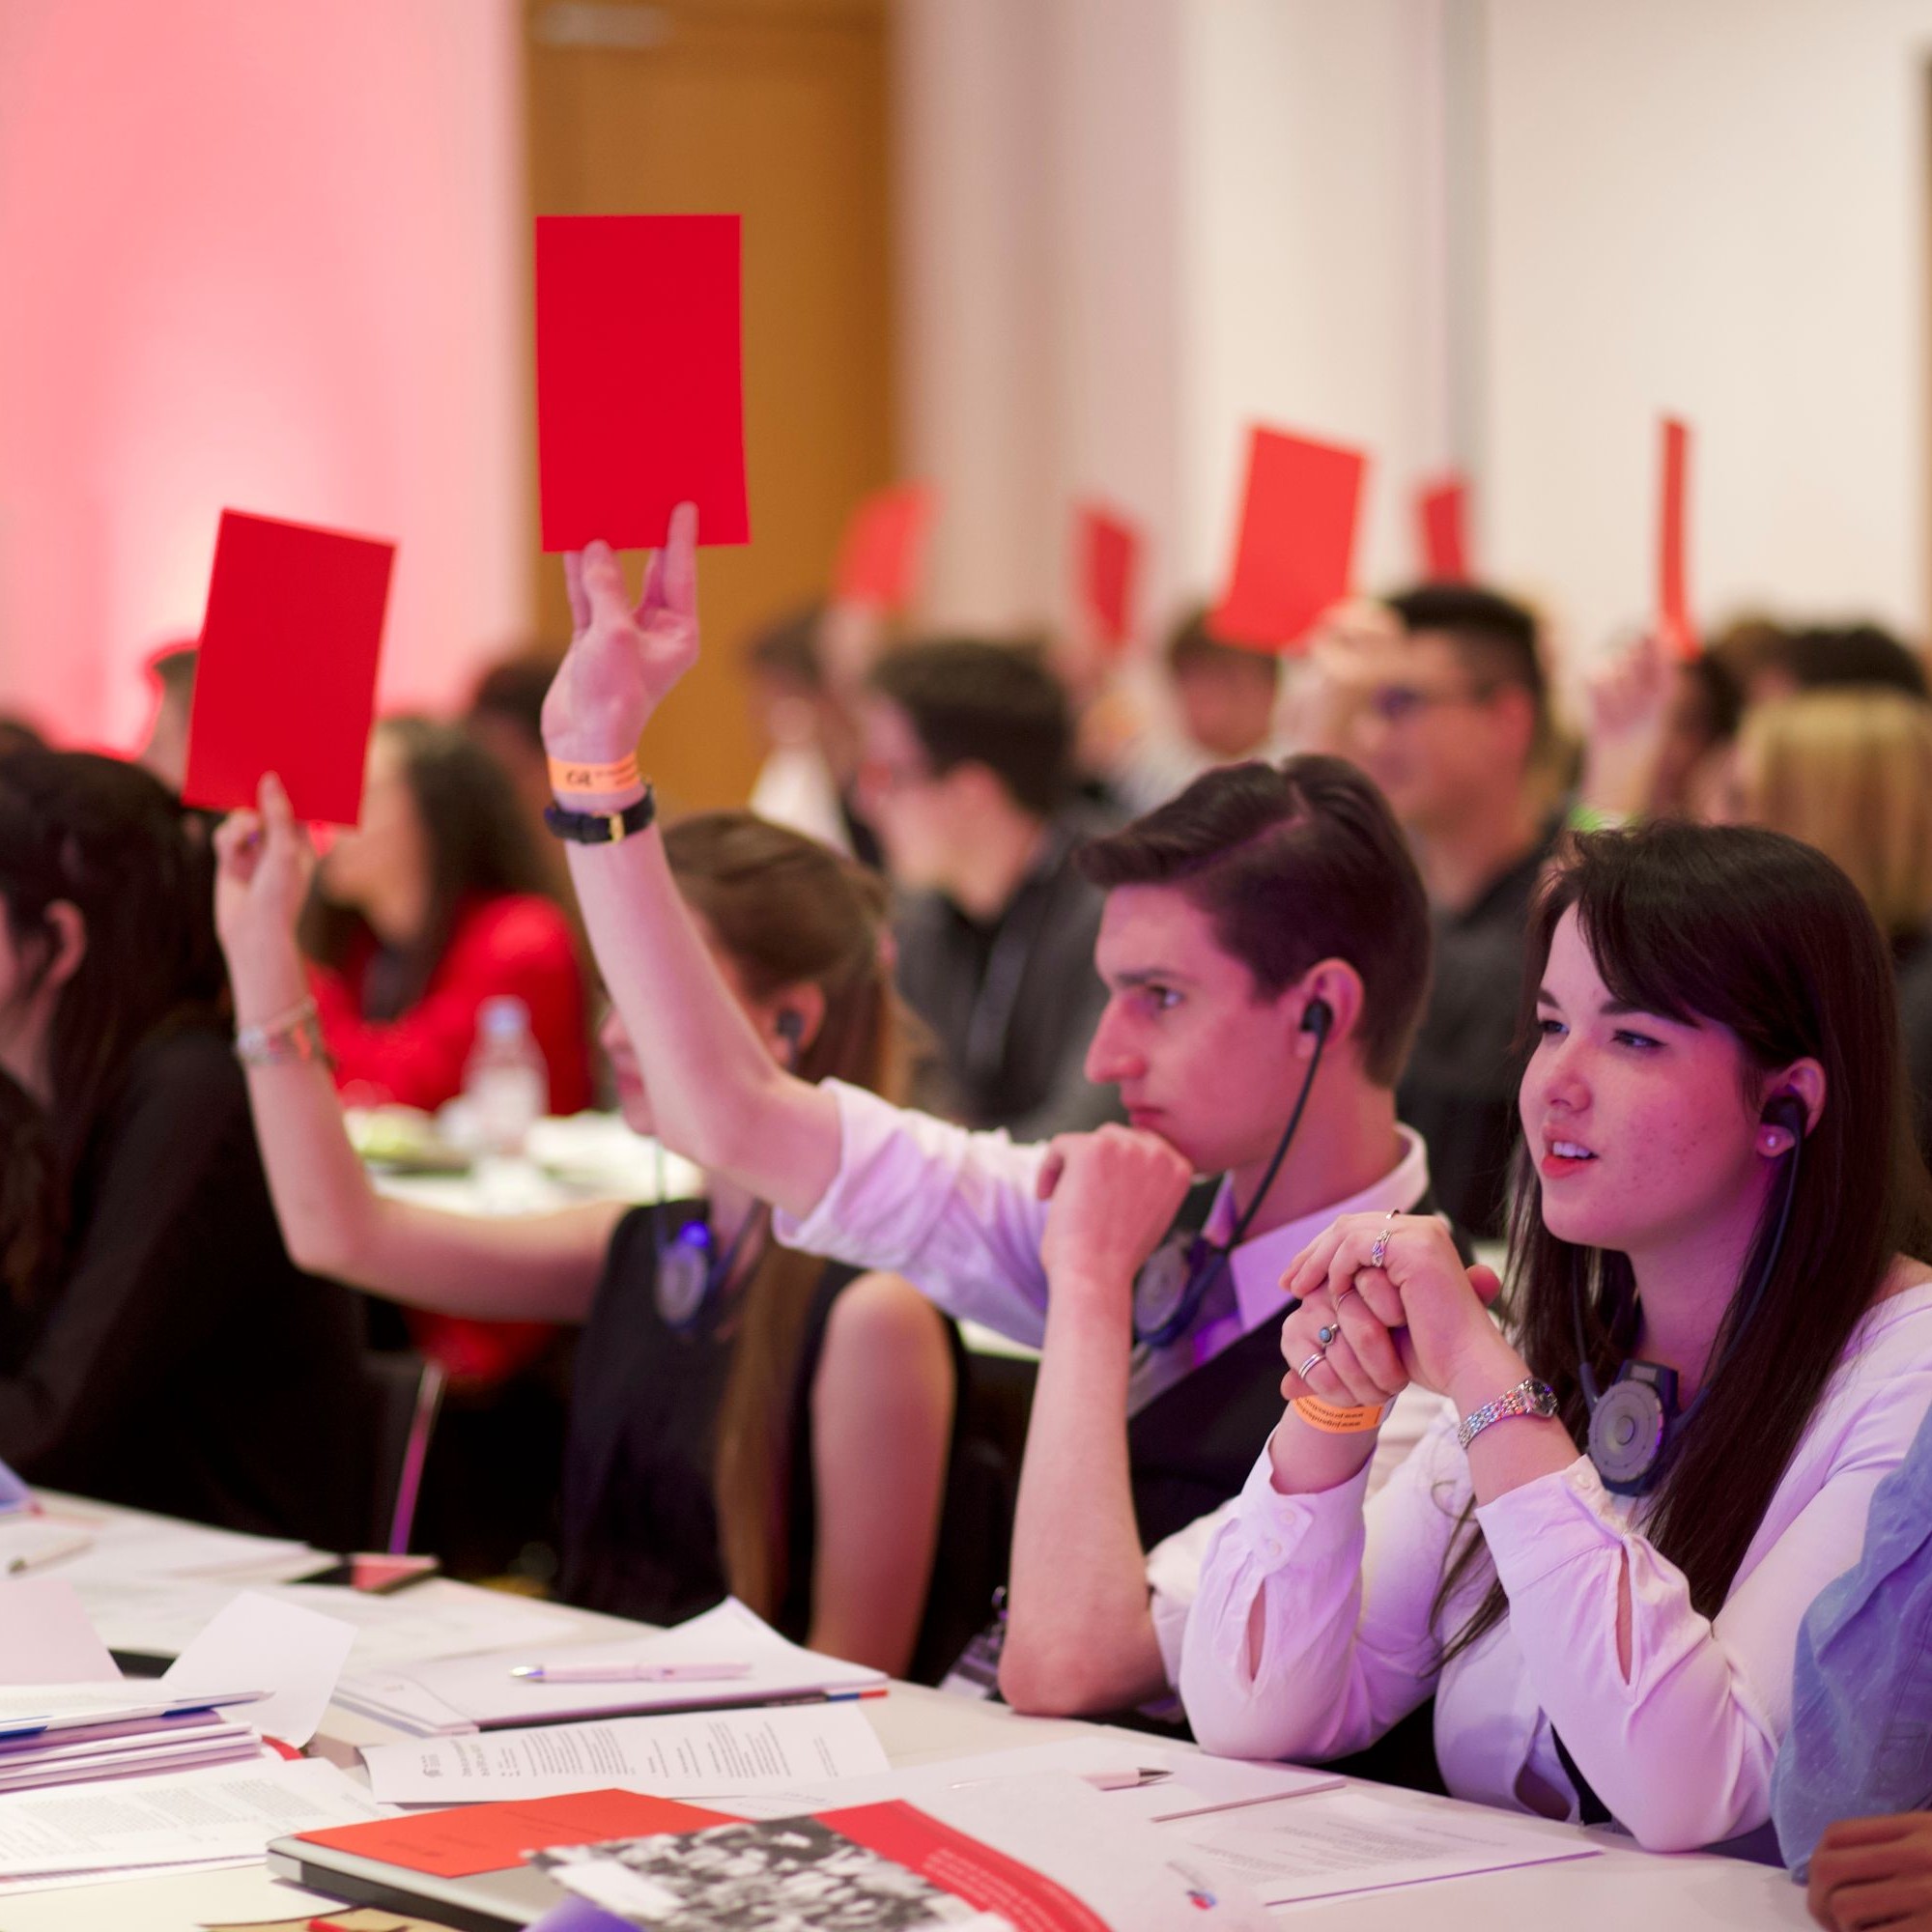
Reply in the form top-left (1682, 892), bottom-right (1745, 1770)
top-left (661, 812), bottom-right (913, 1622)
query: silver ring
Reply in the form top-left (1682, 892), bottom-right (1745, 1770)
top-left (1336, 1283), bottom-right (1363, 1311)
top-left (1316, 1323), bottom-right (1340, 1348)
top-left (1296, 1350), bottom-right (1326, 1384)
top-left (1368, 1209), bottom-right (1398, 1271)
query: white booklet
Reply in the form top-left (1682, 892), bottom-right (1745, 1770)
top-left (337, 1597), bottom-right (886, 1733)
top-left (361, 1702), bottom-right (892, 1804)
top-left (1175, 1784), bottom-right (1601, 1904)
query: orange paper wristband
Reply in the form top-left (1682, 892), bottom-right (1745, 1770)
top-left (549, 753), bottom-right (641, 797)
top-left (1293, 1395), bottom-right (1384, 1435)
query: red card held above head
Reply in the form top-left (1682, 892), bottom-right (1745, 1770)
top-left (181, 509), bottom-right (396, 828)
top-left (1208, 427), bottom-right (1368, 654)
top-left (1416, 473), bottom-right (1472, 582)
top-left (833, 482), bottom-right (934, 611)
top-left (535, 213), bottom-right (750, 554)
top-left (1074, 501), bottom-right (1143, 651)
top-left (295, 1788), bottom-right (732, 1879)
top-left (1657, 416), bottom-right (1698, 658)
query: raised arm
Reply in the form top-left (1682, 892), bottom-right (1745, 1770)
top-left (538, 508), bottom-right (839, 1223)
top-left (1000, 1126), bottom-right (1193, 1716)
top-left (213, 779), bottom-right (617, 1322)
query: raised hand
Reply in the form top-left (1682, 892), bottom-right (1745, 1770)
top-left (1808, 1813), bottom-right (1932, 1930)
top-left (1578, 629), bottom-right (1673, 821)
top-left (541, 502), bottom-right (699, 772)
top-left (212, 774), bottom-right (317, 1022)
top-left (1037, 1124), bottom-right (1194, 1318)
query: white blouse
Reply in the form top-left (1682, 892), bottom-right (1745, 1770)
top-left (1177, 1281), bottom-right (1932, 1852)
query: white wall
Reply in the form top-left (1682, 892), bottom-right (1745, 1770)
top-left (1483, 0), bottom-right (1932, 658)
top-left (0, 0), bottom-right (529, 750)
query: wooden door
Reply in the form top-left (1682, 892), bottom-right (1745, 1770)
top-left (526, 0), bottom-right (895, 810)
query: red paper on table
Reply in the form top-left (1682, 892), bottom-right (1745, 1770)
top-left (294, 1789), bottom-right (731, 1879)
top-left (1416, 474), bottom-right (1471, 582)
top-left (833, 482), bottom-right (934, 611)
top-left (180, 509), bottom-right (395, 827)
top-left (535, 213), bottom-right (749, 553)
top-left (1208, 427), bottom-right (1368, 653)
top-left (1074, 501), bottom-right (1142, 651)
top-left (1657, 416), bottom-right (1698, 657)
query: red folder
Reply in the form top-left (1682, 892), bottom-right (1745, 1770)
top-left (1074, 501), bottom-right (1142, 651)
top-left (1657, 416), bottom-right (1697, 657)
top-left (1416, 474), bottom-right (1471, 582)
top-left (833, 483), bottom-right (934, 611)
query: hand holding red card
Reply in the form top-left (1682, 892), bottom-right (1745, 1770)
top-left (834, 483), bottom-right (934, 611)
top-left (182, 510), bottom-right (395, 828)
top-left (1416, 474), bottom-right (1471, 582)
top-left (542, 505), bottom-right (700, 772)
top-left (1657, 416), bottom-right (1697, 657)
top-left (1074, 501), bottom-right (1142, 652)
top-left (1209, 427), bottom-right (1367, 653)
top-left (535, 214), bottom-right (749, 554)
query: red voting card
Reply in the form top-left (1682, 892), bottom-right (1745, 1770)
top-left (296, 1789), bottom-right (731, 1879)
top-left (1417, 474), bottom-right (1471, 582)
top-left (833, 482), bottom-right (934, 611)
top-left (181, 510), bottom-right (395, 828)
top-left (1208, 427), bottom-right (1367, 653)
top-left (1657, 416), bottom-right (1697, 657)
top-left (1074, 501), bottom-right (1142, 651)
top-left (535, 213), bottom-right (750, 553)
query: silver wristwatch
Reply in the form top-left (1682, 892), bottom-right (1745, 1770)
top-left (1457, 1376), bottom-right (1559, 1450)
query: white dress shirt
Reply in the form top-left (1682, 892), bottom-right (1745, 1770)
top-left (1177, 1280), bottom-right (1932, 1853)
top-left (777, 1077), bottom-right (1454, 1689)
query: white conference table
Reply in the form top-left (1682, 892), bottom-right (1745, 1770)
top-left (0, 1571), bottom-right (1812, 1932)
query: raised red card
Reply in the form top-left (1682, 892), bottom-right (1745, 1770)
top-left (295, 1788), bottom-right (730, 1879)
top-left (1208, 427), bottom-right (1367, 653)
top-left (1416, 474), bottom-right (1471, 582)
top-left (833, 482), bottom-right (934, 611)
top-left (181, 509), bottom-right (395, 827)
top-left (1657, 416), bottom-right (1697, 657)
top-left (535, 213), bottom-right (749, 553)
top-left (1074, 501), bottom-right (1142, 651)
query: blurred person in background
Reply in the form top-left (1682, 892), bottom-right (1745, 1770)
top-left (1727, 620), bottom-right (1929, 710)
top-left (1321, 583), bottom-right (1557, 1236)
top-left (134, 640), bottom-right (197, 793)
top-left (0, 753), bottom-right (366, 1546)
top-left (301, 715), bottom-right (594, 1568)
top-left (1109, 607), bottom-right (1293, 815)
top-left (744, 603), bottom-right (882, 867)
top-left (1578, 632), bottom-right (1744, 823)
top-left (860, 638), bottom-right (1118, 1139)
top-left (0, 718), bottom-right (45, 761)
top-left (218, 784), bottom-right (962, 1678)
top-left (1714, 687), bottom-right (1932, 1157)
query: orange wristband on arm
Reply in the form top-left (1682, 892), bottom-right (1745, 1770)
top-left (1293, 1395), bottom-right (1384, 1434)
top-left (549, 752), bottom-right (641, 797)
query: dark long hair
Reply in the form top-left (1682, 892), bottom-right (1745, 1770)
top-left (0, 753), bottom-right (225, 1236)
top-left (1435, 820), bottom-right (1932, 1660)
top-left (300, 717), bottom-right (553, 1015)
top-left (664, 811), bottom-right (916, 1623)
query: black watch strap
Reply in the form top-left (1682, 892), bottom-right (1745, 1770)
top-left (543, 784), bottom-right (657, 845)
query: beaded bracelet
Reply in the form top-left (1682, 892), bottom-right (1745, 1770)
top-left (235, 997), bottom-right (334, 1070)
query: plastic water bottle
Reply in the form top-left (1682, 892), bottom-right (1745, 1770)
top-left (463, 996), bottom-right (548, 1158)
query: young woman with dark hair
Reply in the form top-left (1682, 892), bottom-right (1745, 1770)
top-left (216, 779), bottom-right (959, 1677)
top-left (302, 715), bottom-right (592, 1118)
top-left (0, 753), bottom-right (367, 1544)
top-left (1179, 820), bottom-right (1932, 1852)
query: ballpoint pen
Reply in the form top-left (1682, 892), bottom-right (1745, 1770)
top-left (508, 1661), bottom-right (754, 1683)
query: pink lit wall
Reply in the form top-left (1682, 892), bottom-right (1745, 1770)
top-left (0, 0), bottom-right (530, 752)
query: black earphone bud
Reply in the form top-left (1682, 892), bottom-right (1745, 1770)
top-left (1761, 1092), bottom-right (1806, 1141)
top-left (775, 1009), bottom-right (806, 1068)
top-left (1301, 995), bottom-right (1333, 1039)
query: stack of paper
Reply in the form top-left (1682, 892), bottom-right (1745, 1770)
top-left (0, 1682), bottom-right (271, 1791)
top-left (334, 1598), bottom-right (887, 1736)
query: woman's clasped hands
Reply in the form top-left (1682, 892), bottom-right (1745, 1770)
top-left (1277, 1211), bottom-right (1510, 1413)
